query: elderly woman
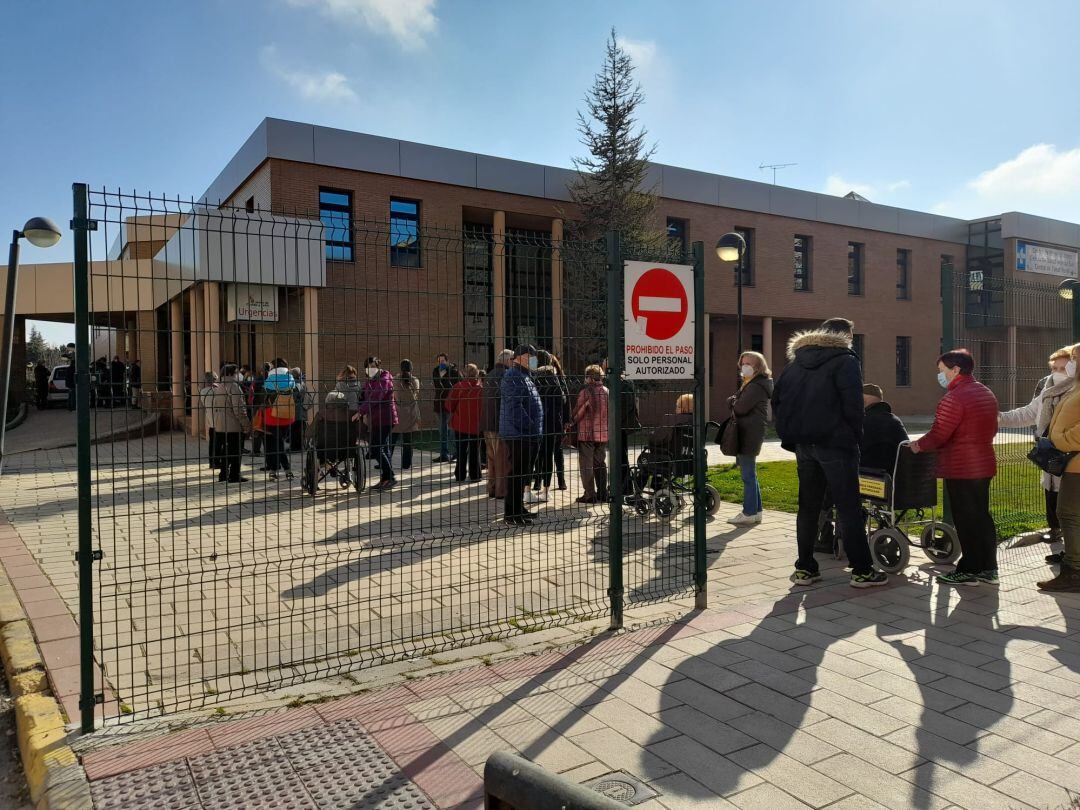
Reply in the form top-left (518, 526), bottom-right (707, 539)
top-left (911, 349), bottom-right (999, 585)
top-left (727, 351), bottom-right (773, 527)
top-left (1040, 343), bottom-right (1080, 592)
top-left (999, 346), bottom-right (1074, 559)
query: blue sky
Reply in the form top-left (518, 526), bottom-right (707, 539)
top-left (5, 0), bottom-right (1080, 343)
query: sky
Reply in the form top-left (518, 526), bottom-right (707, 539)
top-left (4, 0), bottom-right (1080, 344)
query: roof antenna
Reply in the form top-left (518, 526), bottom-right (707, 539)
top-left (759, 162), bottom-right (797, 185)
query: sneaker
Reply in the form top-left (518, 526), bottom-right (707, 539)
top-left (1046, 551), bottom-right (1064, 564)
top-left (727, 512), bottom-right (761, 526)
top-left (974, 570), bottom-right (1000, 585)
top-left (936, 571), bottom-right (979, 587)
top-left (790, 569), bottom-right (822, 586)
top-left (539, 491), bottom-right (549, 503)
top-left (524, 490), bottom-right (542, 504)
top-left (851, 570), bottom-right (890, 589)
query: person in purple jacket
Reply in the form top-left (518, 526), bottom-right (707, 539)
top-left (358, 356), bottom-right (399, 491)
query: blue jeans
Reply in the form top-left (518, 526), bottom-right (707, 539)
top-left (438, 410), bottom-right (455, 459)
top-left (795, 444), bottom-right (873, 575)
top-left (737, 454), bottom-right (762, 516)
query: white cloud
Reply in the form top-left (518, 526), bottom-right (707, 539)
top-left (824, 175), bottom-right (876, 199)
top-left (933, 143), bottom-right (1080, 221)
top-left (260, 45), bottom-right (357, 102)
top-left (285, 0), bottom-right (437, 50)
top-left (617, 36), bottom-right (657, 70)
top-left (886, 179), bottom-right (911, 192)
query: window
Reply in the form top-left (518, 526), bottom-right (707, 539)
top-left (751, 334), bottom-right (763, 353)
top-left (244, 196), bottom-right (255, 214)
top-left (896, 336), bottom-right (911, 387)
top-left (390, 199), bottom-right (421, 267)
top-left (852, 333), bottom-right (865, 368)
top-left (735, 227), bottom-right (755, 286)
top-left (897, 249), bottom-right (911, 300)
top-left (666, 218), bottom-right (687, 255)
top-left (793, 235), bottom-right (812, 291)
top-left (319, 189), bottom-right (352, 261)
top-left (848, 242), bottom-right (864, 296)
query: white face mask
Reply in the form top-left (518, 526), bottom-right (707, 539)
top-left (740, 364), bottom-right (755, 378)
top-left (1068, 361), bottom-right (1077, 379)
top-left (1053, 371), bottom-right (1070, 385)
top-left (366, 367), bottom-right (378, 379)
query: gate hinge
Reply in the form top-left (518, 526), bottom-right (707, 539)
top-left (79, 693), bottom-right (105, 711)
top-left (69, 218), bottom-right (98, 232)
top-left (75, 549), bottom-right (104, 563)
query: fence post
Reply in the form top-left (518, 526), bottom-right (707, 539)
top-left (1072, 295), bottom-right (1080, 343)
top-left (940, 262), bottom-right (954, 525)
top-left (606, 231), bottom-right (624, 631)
top-left (691, 241), bottom-right (707, 610)
top-left (72, 183), bottom-right (96, 733)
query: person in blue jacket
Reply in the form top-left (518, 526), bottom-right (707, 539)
top-left (499, 345), bottom-right (543, 526)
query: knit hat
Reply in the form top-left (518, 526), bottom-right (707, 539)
top-left (514, 344), bottom-right (537, 358)
top-left (862, 383), bottom-right (884, 400)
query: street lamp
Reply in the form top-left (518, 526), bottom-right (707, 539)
top-left (1059, 278), bottom-right (1080, 341)
top-left (2, 217), bottom-right (62, 469)
top-left (716, 232), bottom-right (747, 378)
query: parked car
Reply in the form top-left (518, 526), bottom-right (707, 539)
top-left (46, 365), bottom-right (72, 407)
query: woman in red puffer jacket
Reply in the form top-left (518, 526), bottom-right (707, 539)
top-left (446, 364), bottom-right (484, 483)
top-left (911, 349), bottom-right (999, 586)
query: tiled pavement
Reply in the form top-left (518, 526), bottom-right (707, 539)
top-left (80, 537), bottom-right (1080, 809)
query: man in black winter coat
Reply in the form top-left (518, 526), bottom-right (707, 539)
top-left (772, 318), bottom-right (884, 588)
top-left (860, 383), bottom-right (909, 472)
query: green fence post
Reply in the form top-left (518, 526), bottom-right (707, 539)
top-left (691, 241), bottom-right (707, 610)
top-left (1072, 294), bottom-right (1080, 343)
top-left (606, 231), bottom-right (624, 631)
top-left (940, 262), bottom-right (954, 525)
top-left (72, 183), bottom-right (97, 733)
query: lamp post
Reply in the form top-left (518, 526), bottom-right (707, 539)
top-left (716, 232), bottom-right (747, 384)
top-left (2, 218), bottom-right (62, 469)
top-left (1058, 278), bottom-right (1080, 342)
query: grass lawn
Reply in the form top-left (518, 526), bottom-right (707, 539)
top-left (707, 442), bottom-right (1046, 541)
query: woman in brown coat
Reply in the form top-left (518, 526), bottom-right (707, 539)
top-left (392, 359), bottom-right (421, 470)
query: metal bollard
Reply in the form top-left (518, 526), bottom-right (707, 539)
top-left (483, 751), bottom-right (626, 810)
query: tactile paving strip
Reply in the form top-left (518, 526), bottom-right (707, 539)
top-left (91, 718), bottom-right (436, 809)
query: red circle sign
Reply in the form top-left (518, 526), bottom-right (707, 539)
top-left (631, 268), bottom-right (688, 340)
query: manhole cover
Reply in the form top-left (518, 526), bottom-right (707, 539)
top-left (582, 771), bottom-right (659, 806)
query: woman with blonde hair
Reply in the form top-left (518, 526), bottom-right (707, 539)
top-left (1039, 343), bottom-right (1080, 592)
top-left (999, 346), bottom-right (1074, 558)
top-left (727, 351), bottom-right (773, 526)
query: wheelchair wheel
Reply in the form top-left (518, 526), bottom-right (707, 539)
top-left (654, 488), bottom-right (679, 519)
top-left (869, 527), bottom-right (911, 574)
top-left (920, 524), bottom-right (961, 565)
top-left (303, 446), bottom-right (318, 495)
top-left (353, 444), bottom-right (368, 492)
top-left (633, 496), bottom-right (652, 516)
top-left (704, 485), bottom-right (720, 516)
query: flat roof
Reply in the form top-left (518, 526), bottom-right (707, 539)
top-left (201, 118), bottom-right (1080, 249)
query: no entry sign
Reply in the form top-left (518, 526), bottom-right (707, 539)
top-left (624, 260), bottom-right (695, 379)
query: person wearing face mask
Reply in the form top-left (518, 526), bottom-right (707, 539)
top-left (358, 356), bottom-right (399, 491)
top-left (999, 347), bottom-right (1074, 557)
top-left (499, 345), bottom-right (543, 526)
top-left (911, 349), bottom-right (999, 585)
top-left (432, 353), bottom-right (461, 463)
top-left (726, 352), bottom-right (773, 526)
top-left (1039, 343), bottom-right (1080, 591)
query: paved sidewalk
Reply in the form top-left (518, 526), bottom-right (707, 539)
top-left (78, 535), bottom-right (1080, 809)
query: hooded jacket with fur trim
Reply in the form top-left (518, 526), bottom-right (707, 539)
top-left (771, 329), bottom-right (864, 451)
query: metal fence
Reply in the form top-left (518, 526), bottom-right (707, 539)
top-left (943, 265), bottom-right (1077, 539)
top-left (73, 184), bottom-right (707, 728)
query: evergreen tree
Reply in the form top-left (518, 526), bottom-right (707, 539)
top-left (26, 326), bottom-right (47, 364)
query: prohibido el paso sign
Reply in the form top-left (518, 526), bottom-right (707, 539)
top-left (624, 261), bottom-right (695, 380)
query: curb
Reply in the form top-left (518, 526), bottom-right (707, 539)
top-left (0, 572), bottom-right (92, 809)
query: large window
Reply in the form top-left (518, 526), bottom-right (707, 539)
top-left (735, 227), bottom-right (755, 286)
top-left (793, 235), bottom-right (812, 291)
top-left (896, 336), bottom-right (911, 387)
top-left (390, 199), bottom-right (421, 267)
top-left (848, 242), bottom-right (864, 296)
top-left (897, 248), bottom-right (911, 300)
top-left (666, 217), bottom-right (687, 255)
top-left (319, 189), bottom-right (352, 261)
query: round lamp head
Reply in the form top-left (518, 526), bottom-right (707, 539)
top-left (1058, 278), bottom-right (1079, 300)
top-left (715, 232), bottom-right (746, 263)
top-left (21, 217), bottom-right (62, 249)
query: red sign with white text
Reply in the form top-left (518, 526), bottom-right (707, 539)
top-left (624, 261), bottom-right (695, 379)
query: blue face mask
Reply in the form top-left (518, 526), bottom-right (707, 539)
top-left (937, 371), bottom-right (949, 389)
top-left (438, 362), bottom-right (447, 371)
top-left (528, 356), bottom-right (538, 371)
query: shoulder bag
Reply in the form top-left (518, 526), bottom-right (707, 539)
top-left (1027, 431), bottom-right (1077, 477)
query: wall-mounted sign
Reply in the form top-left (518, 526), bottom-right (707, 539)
top-left (226, 283), bottom-right (279, 322)
top-left (1016, 241), bottom-right (1078, 278)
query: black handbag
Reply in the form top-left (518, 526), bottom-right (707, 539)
top-left (1027, 435), bottom-right (1077, 477)
top-left (717, 415), bottom-right (740, 457)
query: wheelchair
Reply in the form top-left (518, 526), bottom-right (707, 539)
top-left (859, 441), bottom-right (960, 573)
top-left (625, 420), bottom-right (721, 520)
top-left (301, 396), bottom-right (369, 496)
